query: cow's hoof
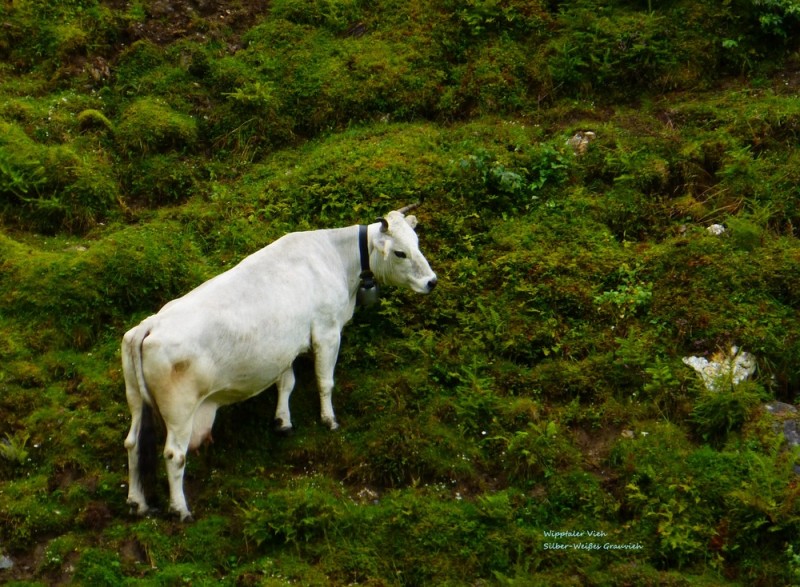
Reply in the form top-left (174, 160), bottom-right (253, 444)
top-left (127, 500), bottom-right (149, 517)
top-left (169, 508), bottom-right (194, 523)
top-left (326, 420), bottom-right (340, 431)
top-left (273, 419), bottom-right (294, 436)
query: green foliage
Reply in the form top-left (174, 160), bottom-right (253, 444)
top-left (594, 263), bottom-right (653, 322)
top-left (121, 153), bottom-right (200, 206)
top-left (73, 548), bottom-right (124, 587)
top-left (115, 98), bottom-right (198, 155)
top-left (2, 0), bottom-right (800, 585)
top-left (0, 0), bottom-right (120, 74)
top-left (270, 0), bottom-right (364, 32)
top-left (243, 481), bottom-right (536, 584)
top-left (494, 420), bottom-right (581, 483)
top-left (739, 0), bottom-right (800, 38)
top-left (642, 357), bottom-right (691, 419)
top-left (459, 141), bottom-right (571, 212)
top-left (450, 0), bottom-right (549, 37)
top-left (547, 10), bottom-right (685, 98)
top-left (691, 382), bottom-right (765, 442)
top-left (0, 223), bottom-right (208, 348)
top-left (76, 109), bottom-right (114, 133)
top-left (242, 476), bottom-right (342, 547)
top-left (0, 121), bottom-right (119, 233)
top-left (0, 432), bottom-right (30, 472)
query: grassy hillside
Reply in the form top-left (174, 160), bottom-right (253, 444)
top-left (2, 0), bottom-right (800, 584)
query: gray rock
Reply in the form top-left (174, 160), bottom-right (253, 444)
top-left (764, 402), bottom-right (800, 474)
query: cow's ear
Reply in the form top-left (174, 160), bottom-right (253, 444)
top-left (373, 231), bottom-right (392, 258)
top-left (377, 217), bottom-right (389, 233)
top-left (404, 215), bottom-right (418, 229)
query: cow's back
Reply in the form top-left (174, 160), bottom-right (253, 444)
top-left (139, 229), bottom-right (354, 404)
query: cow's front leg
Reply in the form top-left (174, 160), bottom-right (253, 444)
top-left (312, 330), bottom-right (341, 430)
top-left (273, 367), bottom-right (296, 435)
top-left (163, 423), bottom-right (193, 522)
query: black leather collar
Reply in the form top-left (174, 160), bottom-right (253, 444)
top-left (357, 225), bottom-right (378, 306)
top-left (358, 224), bottom-right (371, 276)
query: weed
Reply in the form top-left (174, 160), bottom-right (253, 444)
top-left (691, 381), bottom-right (765, 443)
top-left (0, 432), bottom-right (30, 469)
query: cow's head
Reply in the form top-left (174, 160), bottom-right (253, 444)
top-left (372, 209), bottom-right (437, 294)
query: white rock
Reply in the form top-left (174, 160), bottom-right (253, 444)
top-left (682, 346), bottom-right (756, 391)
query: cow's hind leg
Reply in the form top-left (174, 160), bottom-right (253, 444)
top-left (124, 399), bottom-right (149, 515)
top-left (123, 335), bottom-right (156, 516)
top-left (273, 367), bottom-right (296, 435)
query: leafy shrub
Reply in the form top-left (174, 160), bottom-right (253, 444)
top-left (242, 477), bottom-right (342, 547)
top-left (491, 420), bottom-right (581, 484)
top-left (732, 0), bottom-right (800, 39)
top-left (458, 142), bottom-right (570, 213)
top-left (690, 381), bottom-right (764, 442)
top-left (447, 0), bottom-right (550, 38)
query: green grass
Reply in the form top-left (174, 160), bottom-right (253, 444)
top-left (2, 0), bottom-right (800, 585)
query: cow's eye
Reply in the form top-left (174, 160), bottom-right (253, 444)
top-left (394, 251), bottom-right (407, 259)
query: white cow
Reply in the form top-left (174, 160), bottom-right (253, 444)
top-left (122, 206), bottom-right (437, 521)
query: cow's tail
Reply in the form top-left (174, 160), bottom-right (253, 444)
top-left (127, 324), bottom-right (160, 503)
top-left (138, 402), bottom-right (158, 503)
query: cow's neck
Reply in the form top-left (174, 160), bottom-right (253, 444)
top-left (325, 224), bottom-right (375, 299)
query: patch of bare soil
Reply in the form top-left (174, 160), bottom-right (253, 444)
top-left (573, 425), bottom-right (621, 484)
top-left (114, 0), bottom-right (270, 48)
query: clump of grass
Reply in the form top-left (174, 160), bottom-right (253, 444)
top-left (115, 98), bottom-right (198, 155)
top-left (76, 109), bottom-right (113, 133)
top-left (0, 432), bottom-right (30, 470)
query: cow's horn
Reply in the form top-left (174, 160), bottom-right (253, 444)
top-left (397, 201), bottom-right (422, 215)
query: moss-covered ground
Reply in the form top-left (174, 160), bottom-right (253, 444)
top-left (2, 0), bottom-right (800, 584)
